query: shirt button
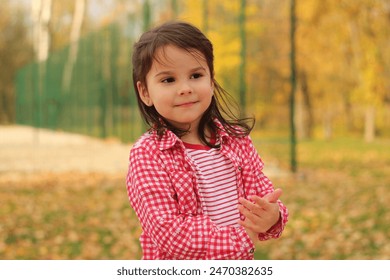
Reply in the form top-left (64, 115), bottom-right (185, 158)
top-left (238, 166), bottom-right (242, 171)
top-left (249, 248), bottom-right (255, 253)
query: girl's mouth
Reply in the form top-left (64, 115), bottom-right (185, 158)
top-left (175, 101), bottom-right (198, 107)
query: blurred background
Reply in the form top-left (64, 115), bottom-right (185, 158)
top-left (1, 0), bottom-right (389, 260)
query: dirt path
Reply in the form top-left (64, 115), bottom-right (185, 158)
top-left (0, 125), bottom-right (287, 183)
top-left (0, 125), bottom-right (131, 181)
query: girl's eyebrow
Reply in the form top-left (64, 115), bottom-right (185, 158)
top-left (154, 67), bottom-right (206, 78)
top-left (154, 70), bottom-right (173, 78)
top-left (191, 66), bottom-right (207, 73)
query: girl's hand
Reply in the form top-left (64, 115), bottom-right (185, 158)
top-left (237, 189), bottom-right (282, 241)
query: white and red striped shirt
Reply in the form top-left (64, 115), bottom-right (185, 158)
top-left (184, 142), bottom-right (241, 227)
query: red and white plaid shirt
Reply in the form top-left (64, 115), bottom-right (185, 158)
top-left (126, 121), bottom-right (288, 259)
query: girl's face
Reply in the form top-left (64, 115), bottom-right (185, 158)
top-left (137, 44), bottom-right (214, 132)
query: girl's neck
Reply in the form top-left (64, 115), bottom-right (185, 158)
top-left (180, 130), bottom-right (202, 145)
top-left (180, 126), bottom-right (212, 145)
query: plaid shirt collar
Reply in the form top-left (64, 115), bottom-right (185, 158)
top-left (155, 119), bottom-right (230, 151)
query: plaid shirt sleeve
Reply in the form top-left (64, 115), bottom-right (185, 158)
top-left (127, 142), bottom-right (255, 260)
top-left (244, 136), bottom-right (289, 241)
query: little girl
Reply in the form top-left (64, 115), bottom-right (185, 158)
top-left (126, 21), bottom-right (288, 260)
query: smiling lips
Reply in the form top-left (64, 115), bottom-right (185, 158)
top-left (174, 101), bottom-right (198, 107)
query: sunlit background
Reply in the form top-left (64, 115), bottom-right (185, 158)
top-left (1, 0), bottom-right (389, 260)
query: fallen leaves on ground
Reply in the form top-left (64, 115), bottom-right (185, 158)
top-left (1, 164), bottom-right (389, 260)
top-left (255, 167), bottom-right (390, 259)
top-left (0, 172), bottom-right (141, 259)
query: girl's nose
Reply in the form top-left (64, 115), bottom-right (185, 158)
top-left (178, 82), bottom-right (193, 95)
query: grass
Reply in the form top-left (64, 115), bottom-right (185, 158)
top-left (0, 136), bottom-right (389, 259)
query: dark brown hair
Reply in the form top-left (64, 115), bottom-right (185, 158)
top-left (132, 21), bottom-right (254, 147)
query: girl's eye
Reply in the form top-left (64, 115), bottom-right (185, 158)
top-left (162, 77), bottom-right (175, 83)
top-left (191, 73), bottom-right (203, 79)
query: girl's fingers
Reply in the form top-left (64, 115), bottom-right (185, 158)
top-left (238, 197), bottom-right (267, 213)
top-left (237, 216), bottom-right (258, 232)
top-left (262, 188), bottom-right (283, 203)
top-left (238, 220), bottom-right (255, 232)
top-left (238, 205), bottom-right (261, 222)
top-left (250, 196), bottom-right (270, 210)
top-left (238, 190), bottom-right (283, 234)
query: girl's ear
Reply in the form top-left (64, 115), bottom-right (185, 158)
top-left (137, 81), bottom-right (153, 107)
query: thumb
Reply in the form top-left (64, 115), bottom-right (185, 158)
top-left (263, 188), bottom-right (283, 203)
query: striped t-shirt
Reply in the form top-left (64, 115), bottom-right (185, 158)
top-left (184, 142), bottom-right (240, 227)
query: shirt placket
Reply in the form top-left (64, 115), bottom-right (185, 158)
top-left (175, 143), bottom-right (206, 216)
top-left (219, 143), bottom-right (253, 224)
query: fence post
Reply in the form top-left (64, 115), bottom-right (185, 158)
top-left (289, 0), bottom-right (297, 172)
top-left (239, 0), bottom-right (247, 116)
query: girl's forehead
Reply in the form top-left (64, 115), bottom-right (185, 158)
top-left (152, 44), bottom-right (207, 67)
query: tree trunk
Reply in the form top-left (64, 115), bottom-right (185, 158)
top-left (343, 95), bottom-right (354, 132)
top-left (62, 0), bottom-right (86, 92)
top-left (31, 0), bottom-right (52, 137)
top-left (323, 110), bottom-right (333, 140)
top-left (364, 105), bottom-right (375, 142)
top-left (31, 0), bottom-right (52, 62)
top-left (296, 92), bottom-right (305, 139)
top-left (298, 70), bottom-right (313, 139)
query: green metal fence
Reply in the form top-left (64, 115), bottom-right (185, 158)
top-left (15, 23), bottom-right (143, 143)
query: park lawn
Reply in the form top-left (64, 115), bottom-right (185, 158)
top-left (254, 136), bottom-right (390, 259)
top-left (0, 136), bottom-right (389, 259)
top-left (0, 173), bottom-right (142, 259)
